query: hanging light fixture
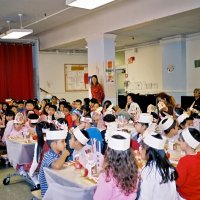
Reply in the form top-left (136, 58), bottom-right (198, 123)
top-left (66, 0), bottom-right (115, 10)
top-left (0, 14), bottom-right (33, 39)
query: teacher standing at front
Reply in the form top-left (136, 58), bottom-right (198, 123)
top-left (91, 75), bottom-right (105, 105)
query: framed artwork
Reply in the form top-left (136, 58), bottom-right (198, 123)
top-left (64, 64), bottom-right (88, 91)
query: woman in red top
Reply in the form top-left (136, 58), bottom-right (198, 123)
top-left (91, 75), bottom-right (105, 105)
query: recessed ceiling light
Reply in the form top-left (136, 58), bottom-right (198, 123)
top-left (66, 0), bottom-right (115, 10)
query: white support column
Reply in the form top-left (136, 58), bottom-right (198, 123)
top-left (86, 34), bottom-right (117, 105)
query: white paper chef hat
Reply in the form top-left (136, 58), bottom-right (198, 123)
top-left (143, 133), bottom-right (166, 150)
top-left (108, 131), bottom-right (130, 151)
top-left (94, 107), bottom-right (103, 115)
top-left (46, 130), bottom-right (67, 140)
top-left (80, 116), bottom-right (92, 123)
top-left (177, 113), bottom-right (189, 125)
top-left (42, 128), bottom-right (50, 133)
top-left (72, 127), bottom-right (89, 145)
top-left (137, 113), bottom-right (153, 125)
top-left (182, 128), bottom-right (200, 149)
top-left (160, 116), bottom-right (174, 131)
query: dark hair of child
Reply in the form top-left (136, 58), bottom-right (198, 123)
top-left (28, 113), bottom-right (39, 124)
top-left (83, 98), bottom-right (90, 106)
top-left (103, 100), bottom-right (112, 109)
top-left (90, 98), bottom-right (98, 104)
top-left (5, 110), bottom-right (15, 125)
top-left (140, 134), bottom-right (178, 184)
top-left (36, 122), bottom-right (50, 162)
top-left (25, 99), bottom-right (35, 106)
top-left (63, 103), bottom-right (72, 112)
top-left (179, 116), bottom-right (193, 129)
top-left (76, 99), bottom-right (82, 104)
top-left (103, 135), bottom-right (138, 196)
top-left (49, 104), bottom-right (57, 111)
top-left (103, 114), bottom-right (116, 122)
top-left (43, 103), bottom-right (51, 116)
top-left (57, 118), bottom-right (68, 127)
top-left (174, 107), bottom-right (184, 117)
top-left (81, 105), bottom-right (91, 117)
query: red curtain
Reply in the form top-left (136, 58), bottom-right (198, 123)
top-left (0, 43), bottom-right (34, 101)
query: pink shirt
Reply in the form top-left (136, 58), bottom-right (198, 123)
top-left (2, 120), bottom-right (27, 142)
top-left (93, 172), bottom-right (137, 200)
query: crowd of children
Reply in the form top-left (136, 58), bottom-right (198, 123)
top-left (0, 88), bottom-right (200, 199)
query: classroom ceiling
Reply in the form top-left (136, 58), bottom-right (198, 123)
top-left (0, 0), bottom-right (200, 51)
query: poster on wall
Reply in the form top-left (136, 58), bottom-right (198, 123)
top-left (105, 61), bottom-right (115, 83)
top-left (64, 64), bottom-right (88, 91)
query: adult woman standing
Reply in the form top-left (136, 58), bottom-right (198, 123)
top-left (91, 75), bottom-right (105, 105)
top-left (156, 92), bottom-right (176, 116)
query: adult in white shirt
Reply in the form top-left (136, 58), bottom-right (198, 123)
top-left (125, 93), bottom-right (141, 122)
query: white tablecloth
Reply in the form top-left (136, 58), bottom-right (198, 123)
top-left (44, 165), bottom-right (97, 200)
top-left (6, 138), bottom-right (35, 168)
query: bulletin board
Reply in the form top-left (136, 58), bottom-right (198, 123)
top-left (64, 64), bottom-right (88, 91)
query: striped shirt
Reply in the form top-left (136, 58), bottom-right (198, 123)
top-left (39, 149), bottom-right (60, 197)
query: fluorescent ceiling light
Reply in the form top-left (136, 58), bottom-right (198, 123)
top-left (66, 0), bottom-right (115, 10)
top-left (0, 29), bottom-right (33, 39)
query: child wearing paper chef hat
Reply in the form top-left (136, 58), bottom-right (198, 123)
top-left (94, 131), bottom-right (138, 200)
top-left (160, 116), bottom-right (178, 138)
top-left (176, 128), bottom-right (200, 200)
top-left (28, 121), bottom-right (51, 191)
top-left (79, 116), bottom-right (92, 130)
top-left (132, 113), bottom-right (153, 143)
top-left (177, 113), bottom-right (193, 130)
top-left (138, 133), bottom-right (178, 200)
top-left (39, 129), bottom-right (69, 197)
top-left (69, 127), bottom-right (91, 167)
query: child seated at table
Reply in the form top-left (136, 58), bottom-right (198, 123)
top-left (93, 131), bottom-right (138, 200)
top-left (69, 127), bottom-right (91, 167)
top-left (160, 116), bottom-right (179, 151)
top-left (2, 112), bottom-right (25, 142)
top-left (131, 113), bottom-right (152, 150)
top-left (176, 127), bottom-right (200, 200)
top-left (47, 105), bottom-right (57, 122)
top-left (160, 116), bottom-right (179, 138)
top-left (39, 129), bottom-right (69, 197)
top-left (71, 109), bottom-right (82, 128)
top-left (177, 113), bottom-right (193, 130)
top-left (25, 113), bottom-right (39, 138)
top-left (138, 133), bottom-right (178, 200)
top-left (28, 121), bottom-right (50, 191)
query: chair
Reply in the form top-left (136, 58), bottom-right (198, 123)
top-left (86, 127), bottom-right (104, 152)
top-left (31, 190), bottom-right (42, 200)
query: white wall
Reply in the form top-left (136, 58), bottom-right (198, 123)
top-left (39, 52), bottom-right (88, 102)
top-left (186, 34), bottom-right (200, 96)
top-left (125, 44), bottom-right (162, 94)
top-left (38, 34), bottom-right (200, 103)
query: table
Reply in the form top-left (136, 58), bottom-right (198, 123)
top-left (44, 165), bottom-right (97, 200)
top-left (6, 138), bottom-right (35, 168)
